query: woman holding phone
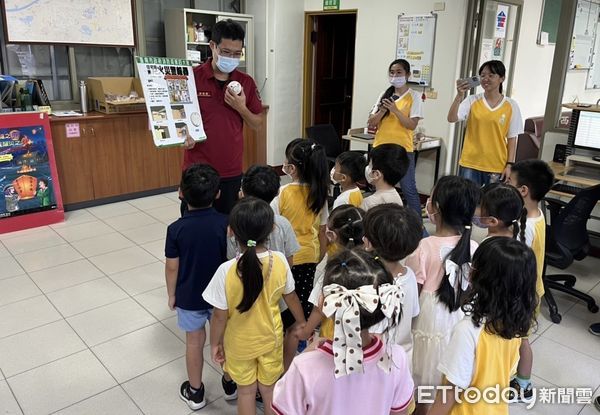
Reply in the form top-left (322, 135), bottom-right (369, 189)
top-left (448, 60), bottom-right (524, 186)
top-left (367, 58), bottom-right (424, 218)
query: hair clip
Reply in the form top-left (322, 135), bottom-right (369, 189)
top-left (348, 237), bottom-right (354, 242)
top-left (310, 143), bottom-right (316, 151)
top-left (246, 240), bottom-right (257, 247)
top-left (373, 256), bottom-right (380, 261)
top-left (341, 261), bottom-right (348, 268)
top-left (464, 225), bottom-right (471, 230)
top-left (512, 219), bottom-right (518, 224)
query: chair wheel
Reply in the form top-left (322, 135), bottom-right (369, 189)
top-left (550, 313), bottom-right (562, 324)
top-left (588, 304), bottom-right (599, 313)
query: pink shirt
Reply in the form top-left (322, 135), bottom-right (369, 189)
top-left (405, 236), bottom-right (478, 293)
top-left (272, 337), bottom-right (413, 415)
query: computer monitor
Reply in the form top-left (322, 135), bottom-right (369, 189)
top-left (572, 110), bottom-right (600, 150)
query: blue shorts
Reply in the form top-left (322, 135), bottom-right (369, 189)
top-left (176, 308), bottom-right (212, 332)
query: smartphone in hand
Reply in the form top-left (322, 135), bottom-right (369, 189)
top-left (459, 76), bottom-right (480, 89)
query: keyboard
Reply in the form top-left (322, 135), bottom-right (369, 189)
top-left (551, 183), bottom-right (583, 195)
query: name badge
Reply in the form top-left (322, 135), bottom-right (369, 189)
top-left (198, 91), bottom-right (212, 98)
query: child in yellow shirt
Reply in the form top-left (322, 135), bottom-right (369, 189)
top-left (203, 197), bottom-right (305, 415)
top-left (507, 159), bottom-right (554, 402)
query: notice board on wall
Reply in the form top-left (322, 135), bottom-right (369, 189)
top-left (395, 13), bottom-right (438, 87)
top-left (2, 0), bottom-right (135, 46)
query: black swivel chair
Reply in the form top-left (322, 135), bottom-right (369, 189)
top-left (543, 184), bottom-right (600, 324)
top-left (305, 124), bottom-right (343, 169)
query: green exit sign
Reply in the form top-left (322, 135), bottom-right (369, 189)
top-left (323, 0), bottom-right (340, 10)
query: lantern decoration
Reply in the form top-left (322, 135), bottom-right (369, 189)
top-left (12, 175), bottom-right (38, 200)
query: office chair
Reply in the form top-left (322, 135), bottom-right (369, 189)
top-left (305, 124), bottom-right (342, 169)
top-left (543, 184), bottom-right (600, 324)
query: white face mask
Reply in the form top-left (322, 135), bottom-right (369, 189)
top-left (389, 76), bottom-right (407, 88)
top-left (365, 165), bottom-right (375, 184)
top-left (330, 167), bottom-right (341, 184)
top-left (282, 163), bottom-right (293, 179)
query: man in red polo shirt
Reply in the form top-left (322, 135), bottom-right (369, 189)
top-left (183, 19), bottom-right (263, 214)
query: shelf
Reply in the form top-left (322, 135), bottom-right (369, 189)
top-left (187, 41), bottom-right (210, 45)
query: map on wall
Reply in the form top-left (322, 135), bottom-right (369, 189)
top-left (2, 0), bottom-right (135, 46)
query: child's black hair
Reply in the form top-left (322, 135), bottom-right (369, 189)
top-left (241, 165), bottom-right (280, 203)
top-left (380, 59), bottom-right (411, 117)
top-left (336, 151), bottom-right (367, 183)
top-left (463, 237), bottom-right (538, 339)
top-left (432, 175), bottom-right (481, 312)
top-left (329, 205), bottom-right (365, 249)
top-left (511, 159), bottom-right (555, 202)
top-left (479, 60), bottom-right (506, 94)
top-left (363, 203), bottom-right (421, 262)
top-left (211, 18), bottom-right (245, 45)
top-left (323, 248), bottom-right (395, 329)
top-left (480, 182), bottom-right (527, 241)
top-left (38, 178), bottom-right (48, 187)
top-left (229, 197), bottom-right (274, 313)
top-left (180, 164), bottom-right (220, 209)
top-left (285, 138), bottom-right (329, 214)
top-left (369, 144), bottom-right (409, 186)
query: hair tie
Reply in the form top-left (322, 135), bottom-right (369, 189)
top-left (246, 240), bottom-right (257, 247)
top-left (373, 256), bottom-right (380, 261)
top-left (348, 238), bottom-right (354, 242)
top-left (512, 219), bottom-right (518, 224)
top-left (311, 143), bottom-right (316, 151)
top-left (464, 225), bottom-right (471, 230)
top-left (341, 261), bottom-right (348, 268)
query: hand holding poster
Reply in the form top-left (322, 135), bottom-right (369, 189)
top-left (136, 56), bottom-right (206, 147)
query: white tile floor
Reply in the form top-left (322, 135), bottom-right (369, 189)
top-left (0, 192), bottom-right (597, 414)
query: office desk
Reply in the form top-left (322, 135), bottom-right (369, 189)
top-left (549, 161), bottom-right (600, 197)
top-left (342, 130), bottom-right (442, 182)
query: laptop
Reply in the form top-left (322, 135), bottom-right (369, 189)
top-left (351, 132), bottom-right (374, 140)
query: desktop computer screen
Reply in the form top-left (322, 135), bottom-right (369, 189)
top-left (573, 110), bottom-right (600, 150)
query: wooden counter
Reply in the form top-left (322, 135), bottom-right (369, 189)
top-left (51, 108), bottom-right (267, 209)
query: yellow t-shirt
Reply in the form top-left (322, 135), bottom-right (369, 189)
top-left (439, 318), bottom-right (520, 415)
top-left (525, 209), bottom-right (546, 298)
top-left (372, 89), bottom-right (423, 151)
top-left (458, 94), bottom-right (523, 174)
top-left (332, 187), bottom-right (363, 210)
top-left (272, 183), bottom-right (328, 265)
top-left (202, 251), bottom-right (294, 361)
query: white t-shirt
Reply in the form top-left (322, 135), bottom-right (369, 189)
top-left (370, 266), bottom-right (420, 355)
top-left (227, 214), bottom-right (300, 260)
top-left (332, 188), bottom-right (363, 210)
top-left (202, 250), bottom-right (295, 310)
top-left (360, 188), bottom-right (404, 211)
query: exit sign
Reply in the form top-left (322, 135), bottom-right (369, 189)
top-left (323, 0), bottom-right (340, 10)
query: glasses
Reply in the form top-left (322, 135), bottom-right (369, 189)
top-left (217, 46), bottom-right (244, 59)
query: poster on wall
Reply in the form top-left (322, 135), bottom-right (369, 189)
top-left (396, 14), bottom-right (437, 86)
top-left (0, 112), bottom-right (64, 234)
top-left (495, 5), bottom-right (509, 39)
top-left (136, 56), bottom-right (206, 147)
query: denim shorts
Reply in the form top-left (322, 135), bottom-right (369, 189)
top-left (176, 308), bottom-right (212, 332)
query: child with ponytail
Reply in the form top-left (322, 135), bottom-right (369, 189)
top-left (273, 248), bottom-right (414, 415)
top-left (272, 138), bottom-right (330, 363)
top-left (294, 205), bottom-right (365, 348)
top-left (203, 197), bottom-right (305, 415)
top-left (474, 182), bottom-right (527, 241)
top-left (405, 176), bottom-right (480, 415)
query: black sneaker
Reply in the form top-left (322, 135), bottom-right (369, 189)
top-left (222, 375), bottom-right (237, 401)
top-left (589, 323), bottom-right (600, 336)
top-left (179, 381), bottom-right (206, 410)
top-left (507, 378), bottom-right (534, 403)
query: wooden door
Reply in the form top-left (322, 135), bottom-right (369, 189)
top-left (89, 118), bottom-right (132, 199)
top-left (312, 13), bottom-right (356, 139)
top-left (50, 121), bottom-right (95, 204)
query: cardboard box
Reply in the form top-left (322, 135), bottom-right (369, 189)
top-left (88, 77), bottom-right (146, 114)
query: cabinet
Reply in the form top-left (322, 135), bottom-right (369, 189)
top-left (51, 112), bottom-right (183, 207)
top-left (164, 8), bottom-right (254, 77)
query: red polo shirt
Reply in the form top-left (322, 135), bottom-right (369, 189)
top-left (183, 59), bottom-right (263, 178)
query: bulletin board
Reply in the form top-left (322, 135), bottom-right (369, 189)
top-left (569, 0), bottom-right (600, 70)
top-left (396, 13), bottom-right (437, 87)
top-left (1, 0), bottom-right (136, 46)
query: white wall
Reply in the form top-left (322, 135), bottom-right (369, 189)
top-left (302, 0), bottom-right (467, 193)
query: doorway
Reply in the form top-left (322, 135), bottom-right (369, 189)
top-left (303, 11), bottom-right (357, 145)
top-left (450, 0), bottom-right (523, 172)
